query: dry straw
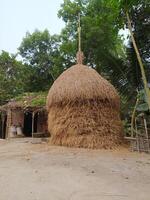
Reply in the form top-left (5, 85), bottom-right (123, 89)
top-left (47, 59), bottom-right (123, 149)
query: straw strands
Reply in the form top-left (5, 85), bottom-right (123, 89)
top-left (47, 64), bottom-right (123, 149)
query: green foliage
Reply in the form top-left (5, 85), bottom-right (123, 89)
top-left (109, 0), bottom-right (150, 118)
top-left (119, 0), bottom-right (149, 13)
top-left (18, 30), bottom-right (64, 92)
top-left (0, 51), bottom-right (27, 105)
top-left (58, 0), bottom-right (131, 116)
top-left (136, 103), bottom-right (149, 112)
top-left (122, 119), bottom-right (131, 136)
top-left (58, 0), bottom-right (124, 69)
top-left (119, 0), bottom-right (150, 71)
top-left (14, 92), bottom-right (47, 107)
top-left (136, 89), bottom-right (149, 112)
top-left (30, 93), bottom-right (47, 106)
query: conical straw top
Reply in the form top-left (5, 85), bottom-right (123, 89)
top-left (76, 13), bottom-right (84, 64)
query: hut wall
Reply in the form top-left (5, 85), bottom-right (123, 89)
top-left (11, 110), bottom-right (24, 127)
top-left (37, 112), bottom-right (47, 133)
top-left (0, 114), bottom-right (2, 138)
top-left (5, 109), bottom-right (11, 138)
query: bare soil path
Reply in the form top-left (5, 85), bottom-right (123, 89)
top-left (0, 138), bottom-right (150, 200)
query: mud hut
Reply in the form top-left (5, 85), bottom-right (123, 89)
top-left (0, 92), bottom-right (48, 139)
top-left (47, 50), bottom-right (123, 149)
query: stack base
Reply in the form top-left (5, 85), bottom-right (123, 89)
top-left (50, 134), bottom-right (123, 149)
top-left (48, 101), bottom-right (123, 149)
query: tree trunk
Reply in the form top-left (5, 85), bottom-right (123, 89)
top-left (126, 11), bottom-right (150, 110)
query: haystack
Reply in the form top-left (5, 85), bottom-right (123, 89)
top-left (46, 52), bottom-right (123, 149)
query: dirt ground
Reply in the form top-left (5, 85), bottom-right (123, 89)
top-left (0, 138), bottom-right (150, 200)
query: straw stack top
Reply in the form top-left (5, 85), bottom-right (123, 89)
top-left (46, 14), bottom-right (120, 110)
top-left (46, 63), bottom-right (120, 109)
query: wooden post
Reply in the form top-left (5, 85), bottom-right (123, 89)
top-left (1, 113), bottom-right (4, 139)
top-left (143, 117), bottom-right (150, 152)
top-left (32, 112), bottom-right (34, 138)
top-left (135, 118), bottom-right (140, 152)
top-left (131, 98), bottom-right (139, 137)
top-left (78, 13), bottom-right (81, 52)
top-left (6, 109), bottom-right (12, 139)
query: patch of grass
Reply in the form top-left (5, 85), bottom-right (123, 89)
top-left (14, 92), bottom-right (48, 107)
top-left (31, 95), bottom-right (46, 106)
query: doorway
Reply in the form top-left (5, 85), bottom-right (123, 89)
top-left (23, 112), bottom-right (32, 137)
top-left (0, 114), bottom-right (7, 139)
top-left (3, 115), bottom-right (7, 139)
top-left (0, 114), bottom-right (2, 138)
top-left (34, 113), bottom-right (38, 133)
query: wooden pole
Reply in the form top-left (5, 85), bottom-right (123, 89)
top-left (135, 118), bottom-right (140, 152)
top-left (143, 117), bottom-right (150, 152)
top-left (131, 98), bottom-right (139, 137)
top-left (78, 13), bottom-right (81, 51)
top-left (1, 114), bottom-right (4, 139)
top-left (6, 109), bottom-right (11, 139)
top-left (32, 112), bottom-right (35, 140)
top-left (126, 11), bottom-right (150, 111)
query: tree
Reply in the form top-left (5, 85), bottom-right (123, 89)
top-left (119, 0), bottom-right (150, 110)
top-left (58, 0), bottom-right (130, 102)
top-left (58, 0), bottom-right (124, 70)
top-left (0, 51), bottom-right (27, 105)
top-left (18, 30), bottom-right (64, 92)
top-left (58, 0), bottom-right (150, 116)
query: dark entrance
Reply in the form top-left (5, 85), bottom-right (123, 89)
top-left (24, 112), bottom-right (32, 137)
top-left (0, 114), bottom-right (2, 138)
top-left (0, 115), bottom-right (7, 139)
top-left (34, 113), bottom-right (38, 133)
top-left (3, 115), bottom-right (7, 139)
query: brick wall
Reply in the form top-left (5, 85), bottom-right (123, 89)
top-left (37, 112), bottom-right (48, 133)
top-left (11, 110), bottom-right (24, 127)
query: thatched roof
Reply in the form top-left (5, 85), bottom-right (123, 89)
top-left (47, 64), bottom-right (120, 110)
top-left (0, 92), bottom-right (47, 112)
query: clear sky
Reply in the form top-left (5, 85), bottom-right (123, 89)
top-left (0, 0), bottom-right (65, 54)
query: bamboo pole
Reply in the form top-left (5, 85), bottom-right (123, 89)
top-left (126, 11), bottom-right (150, 111)
top-left (131, 98), bottom-right (139, 137)
top-left (78, 13), bottom-right (81, 52)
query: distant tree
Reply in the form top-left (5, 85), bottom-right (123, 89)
top-left (119, 0), bottom-right (150, 111)
top-left (0, 51), bottom-right (26, 105)
top-left (18, 30), bottom-right (64, 92)
top-left (58, 0), bottom-right (124, 70)
top-left (58, 0), bottom-right (150, 115)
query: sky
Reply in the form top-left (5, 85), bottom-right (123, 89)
top-left (0, 0), bottom-right (65, 54)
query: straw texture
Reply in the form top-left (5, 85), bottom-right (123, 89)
top-left (47, 64), bottom-right (123, 149)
